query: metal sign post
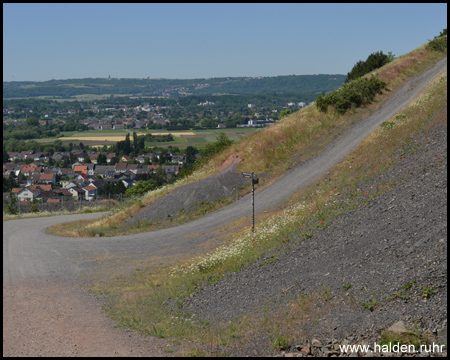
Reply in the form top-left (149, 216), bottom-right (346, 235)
top-left (242, 172), bottom-right (258, 232)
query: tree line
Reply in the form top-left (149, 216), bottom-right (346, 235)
top-left (3, 75), bottom-right (346, 99)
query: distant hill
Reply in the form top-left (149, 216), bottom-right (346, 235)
top-left (2, 75), bottom-right (346, 99)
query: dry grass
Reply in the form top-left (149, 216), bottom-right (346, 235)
top-left (57, 45), bottom-right (445, 237)
top-left (202, 43), bottom-right (445, 186)
top-left (89, 43), bottom-right (447, 354)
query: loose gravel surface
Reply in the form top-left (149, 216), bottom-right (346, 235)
top-left (126, 162), bottom-right (248, 225)
top-left (3, 281), bottom-right (188, 357)
top-left (182, 111), bottom-right (447, 356)
top-left (3, 58), bottom-right (446, 357)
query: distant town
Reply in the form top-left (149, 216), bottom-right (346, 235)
top-left (3, 74), bottom-right (346, 209)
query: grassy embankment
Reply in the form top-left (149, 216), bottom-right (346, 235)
top-left (87, 40), bottom-right (447, 355)
top-left (47, 39), bottom-right (446, 237)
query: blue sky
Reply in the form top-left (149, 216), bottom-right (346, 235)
top-left (3, 3), bottom-right (447, 82)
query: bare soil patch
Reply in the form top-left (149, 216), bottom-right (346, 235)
top-left (3, 281), bottom-right (191, 357)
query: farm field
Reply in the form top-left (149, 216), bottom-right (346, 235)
top-left (34, 128), bottom-right (259, 149)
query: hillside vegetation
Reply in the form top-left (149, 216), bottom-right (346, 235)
top-left (48, 36), bottom-right (447, 238)
top-left (80, 35), bottom-right (449, 357)
top-left (3, 74), bottom-right (346, 99)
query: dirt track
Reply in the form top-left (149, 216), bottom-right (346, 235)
top-left (3, 57), bottom-right (447, 356)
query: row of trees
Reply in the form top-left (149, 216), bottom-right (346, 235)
top-left (3, 117), bottom-right (88, 142)
top-left (3, 75), bottom-right (346, 99)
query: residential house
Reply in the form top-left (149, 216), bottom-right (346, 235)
top-left (73, 165), bottom-right (88, 175)
top-left (152, 151), bottom-right (161, 160)
top-left (82, 184), bottom-right (98, 201)
top-left (147, 165), bottom-right (160, 174)
top-left (77, 152), bottom-right (89, 163)
top-left (86, 178), bottom-right (105, 191)
top-left (136, 153), bottom-right (153, 164)
top-left (21, 150), bottom-right (35, 159)
top-left (75, 173), bottom-right (88, 182)
top-left (3, 162), bottom-right (19, 169)
top-left (51, 152), bottom-right (66, 163)
top-left (57, 188), bottom-right (73, 199)
top-left (7, 152), bottom-right (24, 161)
top-left (36, 190), bottom-right (62, 202)
top-left (171, 155), bottom-right (185, 165)
top-left (29, 163), bottom-right (45, 171)
top-left (88, 123), bottom-right (100, 130)
top-left (117, 176), bottom-right (133, 188)
top-left (90, 153), bottom-right (99, 164)
top-left (135, 155), bottom-right (146, 164)
top-left (21, 165), bottom-right (40, 177)
top-left (3, 168), bottom-right (23, 184)
top-left (12, 187), bottom-right (35, 202)
top-left (71, 162), bottom-right (84, 168)
top-left (106, 153), bottom-right (117, 163)
top-left (26, 173), bottom-right (41, 186)
top-left (163, 165), bottom-right (180, 177)
top-left (120, 170), bottom-right (136, 182)
top-left (94, 165), bottom-right (116, 178)
top-left (126, 164), bottom-right (141, 174)
top-left (11, 187), bottom-right (24, 198)
top-left (27, 184), bottom-right (52, 193)
top-left (3, 166), bottom-right (15, 176)
top-left (64, 179), bottom-right (86, 190)
top-left (86, 164), bottom-right (96, 176)
top-left (121, 155), bottom-right (133, 163)
top-left (33, 152), bottom-right (49, 162)
top-left (134, 168), bottom-right (151, 181)
top-left (43, 167), bottom-right (60, 175)
top-left (59, 168), bottom-right (75, 177)
top-left (114, 163), bottom-right (128, 173)
top-left (67, 186), bottom-right (84, 199)
top-left (39, 173), bottom-right (56, 184)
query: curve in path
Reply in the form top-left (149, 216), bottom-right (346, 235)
top-left (3, 57), bottom-right (446, 356)
top-left (4, 57), bottom-right (447, 284)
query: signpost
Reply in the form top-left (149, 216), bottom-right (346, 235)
top-left (241, 172), bottom-right (258, 233)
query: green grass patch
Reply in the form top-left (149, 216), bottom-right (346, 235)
top-left (186, 137), bottom-right (207, 143)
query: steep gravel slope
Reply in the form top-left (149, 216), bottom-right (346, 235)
top-left (182, 109), bottom-right (447, 356)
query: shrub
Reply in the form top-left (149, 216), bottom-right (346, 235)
top-left (427, 35), bottom-right (447, 53)
top-left (4, 191), bottom-right (18, 215)
top-left (346, 51), bottom-right (394, 83)
top-left (316, 76), bottom-right (388, 114)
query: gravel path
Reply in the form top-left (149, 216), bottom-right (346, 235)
top-left (3, 57), bottom-right (446, 356)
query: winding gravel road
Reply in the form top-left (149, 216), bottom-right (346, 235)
top-left (3, 57), bottom-right (446, 356)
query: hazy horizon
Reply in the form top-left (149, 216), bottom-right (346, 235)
top-left (3, 3), bottom-right (447, 82)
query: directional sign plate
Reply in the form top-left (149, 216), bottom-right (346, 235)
top-left (241, 172), bottom-right (258, 180)
top-left (242, 172), bottom-right (258, 180)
